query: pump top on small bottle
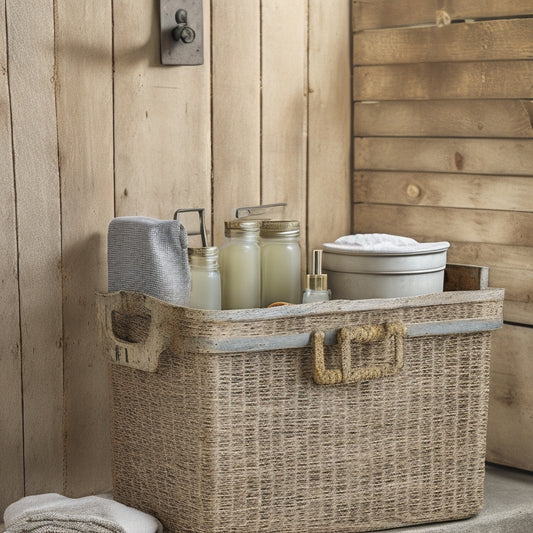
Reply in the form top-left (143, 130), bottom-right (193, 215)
top-left (302, 249), bottom-right (331, 303)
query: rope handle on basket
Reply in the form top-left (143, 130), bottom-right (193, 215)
top-left (97, 292), bottom-right (167, 373)
top-left (312, 323), bottom-right (407, 385)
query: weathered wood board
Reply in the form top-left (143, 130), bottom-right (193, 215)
top-left (0, 0), bottom-right (23, 514)
top-left (353, 204), bottom-right (533, 248)
top-left (307, 0), bottom-right (352, 255)
top-left (354, 19), bottom-right (533, 65)
top-left (354, 62), bottom-right (533, 101)
top-left (353, 0), bottom-right (533, 31)
top-left (448, 242), bottom-right (533, 273)
top-left (504, 302), bottom-right (533, 327)
top-left (54, 0), bottom-right (114, 496)
top-left (354, 100), bottom-right (533, 138)
top-left (487, 324), bottom-right (533, 472)
top-left (354, 138), bottom-right (533, 176)
top-left (113, 0), bottom-right (212, 242)
top-left (7, 0), bottom-right (64, 496)
top-left (211, 0), bottom-right (261, 245)
top-left (261, 0), bottom-right (308, 270)
top-left (353, 171), bottom-right (533, 212)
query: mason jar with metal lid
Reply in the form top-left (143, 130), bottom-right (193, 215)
top-left (260, 220), bottom-right (301, 306)
top-left (188, 246), bottom-right (221, 310)
top-left (219, 220), bottom-right (261, 309)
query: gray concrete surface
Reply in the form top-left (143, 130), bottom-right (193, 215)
top-left (383, 464), bottom-right (533, 533)
top-left (1, 464), bottom-right (532, 532)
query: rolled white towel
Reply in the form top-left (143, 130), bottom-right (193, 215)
top-left (323, 233), bottom-right (449, 254)
top-left (3, 494), bottom-right (163, 533)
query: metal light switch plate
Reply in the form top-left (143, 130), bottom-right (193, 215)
top-left (160, 0), bottom-right (203, 65)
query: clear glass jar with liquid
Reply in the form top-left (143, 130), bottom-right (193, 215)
top-left (219, 220), bottom-right (261, 309)
top-left (188, 247), bottom-right (221, 310)
top-left (260, 220), bottom-right (301, 306)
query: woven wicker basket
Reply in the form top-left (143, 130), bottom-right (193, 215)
top-left (97, 265), bottom-right (503, 533)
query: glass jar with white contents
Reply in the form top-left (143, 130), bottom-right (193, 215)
top-left (260, 220), bottom-right (301, 306)
top-left (188, 247), bottom-right (221, 310)
top-left (219, 220), bottom-right (261, 310)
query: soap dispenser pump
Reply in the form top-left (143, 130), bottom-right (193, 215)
top-left (302, 249), bottom-right (331, 303)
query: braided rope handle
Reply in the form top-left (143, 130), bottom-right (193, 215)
top-left (312, 323), bottom-right (407, 385)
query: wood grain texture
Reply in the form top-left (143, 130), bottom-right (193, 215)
top-left (354, 61), bottom-right (533, 101)
top-left (0, 0), bottom-right (23, 515)
top-left (211, 0), bottom-right (260, 245)
top-left (261, 0), bottom-right (308, 258)
top-left (7, 0), bottom-right (64, 496)
top-left (448, 242), bottom-right (533, 272)
top-left (113, 0), bottom-right (211, 246)
top-left (353, 0), bottom-right (533, 31)
top-left (307, 0), bottom-right (352, 257)
top-left (353, 171), bottom-right (533, 212)
top-left (353, 100), bottom-right (533, 138)
top-left (504, 302), bottom-right (533, 326)
top-left (354, 138), bottom-right (533, 176)
top-left (55, 0), bottom-right (114, 496)
top-left (450, 243), bottom-right (533, 322)
top-left (354, 19), bottom-right (533, 65)
top-left (353, 204), bottom-right (533, 247)
top-left (487, 324), bottom-right (533, 471)
top-left (489, 267), bottom-right (533, 304)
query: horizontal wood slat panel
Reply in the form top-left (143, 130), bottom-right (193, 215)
top-left (447, 242), bottom-right (533, 272)
top-left (354, 19), bottom-right (533, 65)
top-left (354, 138), bottom-right (533, 175)
top-left (353, 0), bottom-right (533, 31)
top-left (354, 62), bottom-right (533, 101)
top-left (489, 267), bottom-right (533, 304)
top-left (353, 171), bottom-right (533, 212)
top-left (504, 302), bottom-right (533, 325)
top-left (353, 100), bottom-right (533, 138)
top-left (353, 204), bottom-right (533, 247)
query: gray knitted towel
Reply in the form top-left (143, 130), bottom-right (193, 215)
top-left (108, 216), bottom-right (190, 306)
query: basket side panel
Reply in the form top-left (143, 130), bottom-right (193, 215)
top-left (208, 332), bottom-right (491, 532)
top-left (109, 351), bottom-right (218, 532)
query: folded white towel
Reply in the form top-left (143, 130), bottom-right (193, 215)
top-left (323, 233), bottom-right (449, 254)
top-left (3, 494), bottom-right (163, 533)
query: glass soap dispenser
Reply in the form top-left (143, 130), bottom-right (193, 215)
top-left (302, 249), bottom-right (331, 303)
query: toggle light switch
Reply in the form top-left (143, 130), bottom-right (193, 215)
top-left (160, 0), bottom-right (203, 65)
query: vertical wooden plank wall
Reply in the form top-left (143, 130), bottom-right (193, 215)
top-left (0, 0), bottom-right (23, 514)
top-left (55, 1), bottom-right (115, 496)
top-left (308, 0), bottom-right (352, 254)
top-left (113, 0), bottom-right (212, 228)
top-left (7, 0), bottom-right (64, 497)
top-left (211, 0), bottom-right (261, 244)
top-left (0, 0), bottom-right (352, 515)
top-left (262, 0), bottom-right (308, 254)
top-left (352, 1), bottom-right (533, 470)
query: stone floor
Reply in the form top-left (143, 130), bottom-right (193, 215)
top-left (1, 464), bottom-right (532, 532)
top-left (382, 464), bottom-right (533, 533)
